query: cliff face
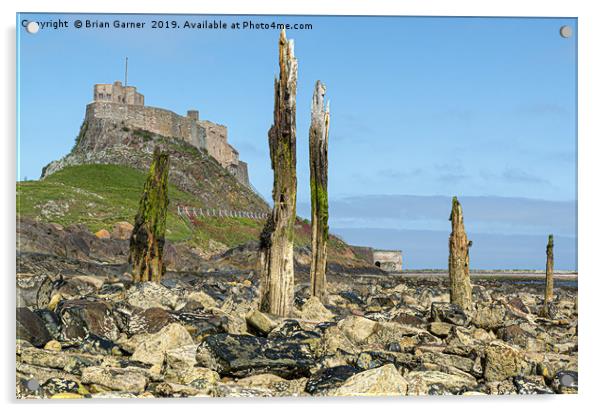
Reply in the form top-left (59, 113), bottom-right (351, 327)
top-left (41, 109), bottom-right (268, 213)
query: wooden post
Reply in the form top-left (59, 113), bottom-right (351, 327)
top-left (309, 81), bottom-right (330, 301)
top-left (448, 196), bottom-right (472, 311)
top-left (129, 147), bottom-right (170, 282)
top-left (542, 234), bottom-right (555, 317)
top-left (258, 30), bottom-right (298, 316)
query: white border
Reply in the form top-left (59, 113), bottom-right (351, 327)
top-left (2, 1), bottom-right (599, 411)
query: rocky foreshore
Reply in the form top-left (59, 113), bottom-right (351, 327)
top-left (16, 251), bottom-right (577, 398)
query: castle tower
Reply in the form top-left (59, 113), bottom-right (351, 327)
top-left (93, 81), bottom-right (144, 106)
top-left (187, 110), bottom-right (199, 120)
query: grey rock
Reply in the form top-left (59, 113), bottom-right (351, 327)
top-left (483, 341), bottom-right (528, 381)
top-left (131, 323), bottom-right (194, 367)
top-left (116, 305), bottom-right (175, 336)
top-left (81, 366), bottom-right (148, 393)
top-left (305, 365), bottom-right (360, 394)
top-left (212, 383), bottom-right (276, 397)
top-left (513, 376), bottom-right (554, 394)
top-left (197, 333), bottom-right (315, 379)
top-left (471, 301), bottom-right (508, 330)
top-left (57, 299), bottom-right (119, 341)
top-left (327, 364), bottom-right (408, 396)
top-left (16, 273), bottom-right (53, 309)
top-left (406, 370), bottom-right (477, 395)
top-left (34, 309), bottom-right (62, 340)
top-left (430, 302), bottom-right (469, 326)
top-left (41, 377), bottom-right (83, 397)
top-left (125, 282), bottom-right (185, 311)
top-left (16, 307), bottom-right (51, 347)
top-left (552, 370), bottom-right (578, 394)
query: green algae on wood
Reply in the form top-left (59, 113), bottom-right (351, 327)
top-left (309, 80), bottom-right (330, 302)
top-left (129, 147), bottom-right (170, 282)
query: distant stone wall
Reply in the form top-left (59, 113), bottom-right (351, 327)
top-left (373, 250), bottom-right (403, 272)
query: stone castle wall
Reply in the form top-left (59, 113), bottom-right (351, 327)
top-left (85, 101), bottom-right (248, 186)
top-left (199, 120), bottom-right (239, 167)
top-left (228, 161), bottom-right (249, 187)
top-left (86, 102), bottom-right (204, 149)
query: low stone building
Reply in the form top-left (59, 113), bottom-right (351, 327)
top-left (350, 246), bottom-right (403, 273)
top-left (88, 81), bottom-right (249, 186)
top-left (373, 250), bottom-right (403, 272)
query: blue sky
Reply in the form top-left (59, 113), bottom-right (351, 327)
top-left (17, 14), bottom-right (577, 269)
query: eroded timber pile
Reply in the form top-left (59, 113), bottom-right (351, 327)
top-left (258, 30), bottom-right (299, 316)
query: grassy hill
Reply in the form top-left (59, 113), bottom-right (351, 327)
top-left (17, 164), bottom-right (356, 262)
top-left (17, 164), bottom-right (265, 250)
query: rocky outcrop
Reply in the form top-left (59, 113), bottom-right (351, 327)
top-left (41, 130), bottom-right (267, 215)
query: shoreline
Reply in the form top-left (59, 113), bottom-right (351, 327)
top-left (393, 271), bottom-right (578, 280)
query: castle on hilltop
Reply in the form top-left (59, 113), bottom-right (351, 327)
top-left (88, 80), bottom-right (249, 186)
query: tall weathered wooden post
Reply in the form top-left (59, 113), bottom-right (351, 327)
top-left (542, 234), bottom-right (555, 317)
top-left (309, 81), bottom-right (330, 301)
top-left (129, 147), bottom-right (170, 282)
top-left (448, 196), bottom-right (472, 311)
top-left (258, 30), bottom-right (298, 316)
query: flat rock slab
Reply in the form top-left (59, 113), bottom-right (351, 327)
top-left (81, 366), bottom-right (148, 393)
top-left (131, 323), bottom-right (194, 367)
top-left (197, 333), bottom-right (315, 379)
top-left (328, 364), bottom-right (408, 397)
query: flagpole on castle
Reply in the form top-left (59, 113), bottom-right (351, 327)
top-left (125, 57), bottom-right (128, 87)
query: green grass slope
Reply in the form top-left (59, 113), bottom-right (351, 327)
top-left (17, 164), bottom-right (264, 248)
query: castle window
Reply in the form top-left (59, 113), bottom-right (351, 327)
top-left (107, 94), bottom-right (112, 100)
top-left (99, 93), bottom-right (104, 99)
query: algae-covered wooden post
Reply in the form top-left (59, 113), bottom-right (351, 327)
top-left (542, 234), bottom-right (555, 317)
top-left (258, 30), bottom-right (298, 316)
top-left (309, 81), bottom-right (330, 301)
top-left (129, 147), bottom-right (170, 282)
top-left (448, 196), bottom-right (472, 311)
